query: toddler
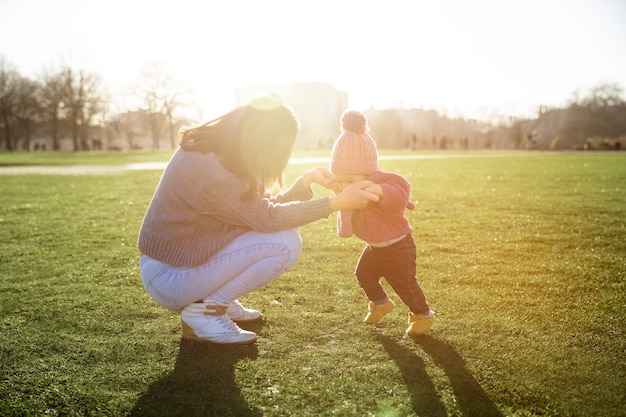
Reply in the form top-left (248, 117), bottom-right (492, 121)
top-left (329, 110), bottom-right (435, 336)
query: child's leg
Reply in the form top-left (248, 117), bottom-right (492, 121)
top-left (355, 245), bottom-right (388, 303)
top-left (356, 245), bottom-right (395, 324)
top-left (375, 236), bottom-right (431, 315)
top-left (368, 236), bottom-right (435, 335)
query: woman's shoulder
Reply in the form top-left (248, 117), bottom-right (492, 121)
top-left (170, 149), bottom-right (226, 174)
top-left (172, 148), bottom-right (219, 163)
top-left (162, 150), bottom-right (240, 194)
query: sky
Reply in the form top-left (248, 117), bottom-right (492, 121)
top-left (1, 0), bottom-right (625, 121)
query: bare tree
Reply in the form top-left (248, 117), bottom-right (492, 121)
top-left (162, 91), bottom-right (181, 149)
top-left (134, 62), bottom-right (186, 149)
top-left (557, 82), bottom-right (626, 148)
top-left (580, 82), bottom-right (626, 139)
top-left (14, 77), bottom-right (41, 150)
top-left (60, 66), bottom-right (107, 151)
top-left (38, 68), bottom-right (68, 150)
top-left (0, 57), bottom-right (20, 150)
top-left (0, 58), bottom-right (39, 151)
top-left (110, 110), bottom-right (145, 149)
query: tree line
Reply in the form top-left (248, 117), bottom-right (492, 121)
top-left (1, 53), bottom-right (625, 151)
top-left (363, 83), bottom-right (626, 151)
top-left (0, 57), bottom-right (196, 151)
top-left (510, 83), bottom-right (626, 150)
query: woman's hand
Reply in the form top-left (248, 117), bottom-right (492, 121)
top-left (329, 180), bottom-right (380, 211)
top-left (302, 167), bottom-right (337, 190)
top-left (365, 183), bottom-right (383, 198)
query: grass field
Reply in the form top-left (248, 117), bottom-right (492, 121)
top-left (0, 150), bottom-right (624, 417)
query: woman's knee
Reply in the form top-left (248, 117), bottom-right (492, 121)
top-left (277, 229), bottom-right (302, 266)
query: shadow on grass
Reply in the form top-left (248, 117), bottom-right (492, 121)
top-left (376, 334), bottom-right (503, 417)
top-left (130, 330), bottom-right (262, 417)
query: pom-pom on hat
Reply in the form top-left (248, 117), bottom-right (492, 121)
top-left (330, 110), bottom-right (378, 175)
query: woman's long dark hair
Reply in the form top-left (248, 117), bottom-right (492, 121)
top-left (179, 95), bottom-right (300, 198)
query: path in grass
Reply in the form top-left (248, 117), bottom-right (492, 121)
top-left (0, 151), bottom-right (555, 175)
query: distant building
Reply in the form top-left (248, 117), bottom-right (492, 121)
top-left (236, 82), bottom-right (348, 149)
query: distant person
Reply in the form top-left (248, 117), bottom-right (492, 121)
top-left (329, 110), bottom-right (435, 337)
top-left (137, 95), bottom-right (379, 345)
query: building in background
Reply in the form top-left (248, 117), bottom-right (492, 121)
top-left (236, 82), bottom-right (348, 149)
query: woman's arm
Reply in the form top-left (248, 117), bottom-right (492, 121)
top-left (300, 167), bottom-right (336, 190)
top-left (198, 176), bottom-right (378, 233)
top-left (272, 167), bottom-right (336, 204)
top-left (329, 181), bottom-right (379, 211)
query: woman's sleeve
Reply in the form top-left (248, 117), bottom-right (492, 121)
top-left (271, 176), bottom-right (314, 203)
top-left (197, 176), bottom-right (332, 233)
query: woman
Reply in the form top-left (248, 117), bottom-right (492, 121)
top-left (138, 95), bottom-right (378, 344)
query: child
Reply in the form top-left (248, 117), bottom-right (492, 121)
top-left (329, 110), bottom-right (435, 336)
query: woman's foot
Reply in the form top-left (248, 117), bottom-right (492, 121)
top-left (181, 301), bottom-right (257, 344)
top-left (226, 299), bottom-right (263, 322)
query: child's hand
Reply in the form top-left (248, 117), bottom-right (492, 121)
top-left (302, 167), bottom-right (337, 190)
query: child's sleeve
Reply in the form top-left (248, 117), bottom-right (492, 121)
top-left (377, 174), bottom-right (415, 211)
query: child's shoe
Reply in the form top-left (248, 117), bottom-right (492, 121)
top-left (181, 301), bottom-right (257, 344)
top-left (406, 310), bottom-right (435, 336)
top-left (364, 299), bottom-right (395, 324)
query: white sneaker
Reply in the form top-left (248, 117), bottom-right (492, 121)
top-left (181, 301), bottom-right (257, 344)
top-left (226, 299), bottom-right (263, 323)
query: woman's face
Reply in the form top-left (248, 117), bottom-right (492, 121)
top-left (334, 173), bottom-right (368, 191)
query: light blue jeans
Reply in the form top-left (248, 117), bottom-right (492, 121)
top-left (140, 229), bottom-right (302, 311)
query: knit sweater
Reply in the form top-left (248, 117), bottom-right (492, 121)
top-left (337, 170), bottom-right (415, 244)
top-left (138, 148), bottom-right (333, 267)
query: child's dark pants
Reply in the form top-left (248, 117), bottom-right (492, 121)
top-left (355, 234), bottom-right (430, 315)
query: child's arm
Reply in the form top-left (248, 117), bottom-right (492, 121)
top-left (369, 172), bottom-right (413, 211)
top-left (377, 182), bottom-right (415, 212)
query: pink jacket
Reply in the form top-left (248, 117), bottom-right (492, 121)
top-left (337, 170), bottom-right (415, 243)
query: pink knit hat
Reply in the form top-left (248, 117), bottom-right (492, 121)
top-left (330, 110), bottom-right (378, 175)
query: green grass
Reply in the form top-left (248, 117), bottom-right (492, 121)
top-left (1, 150), bottom-right (624, 416)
